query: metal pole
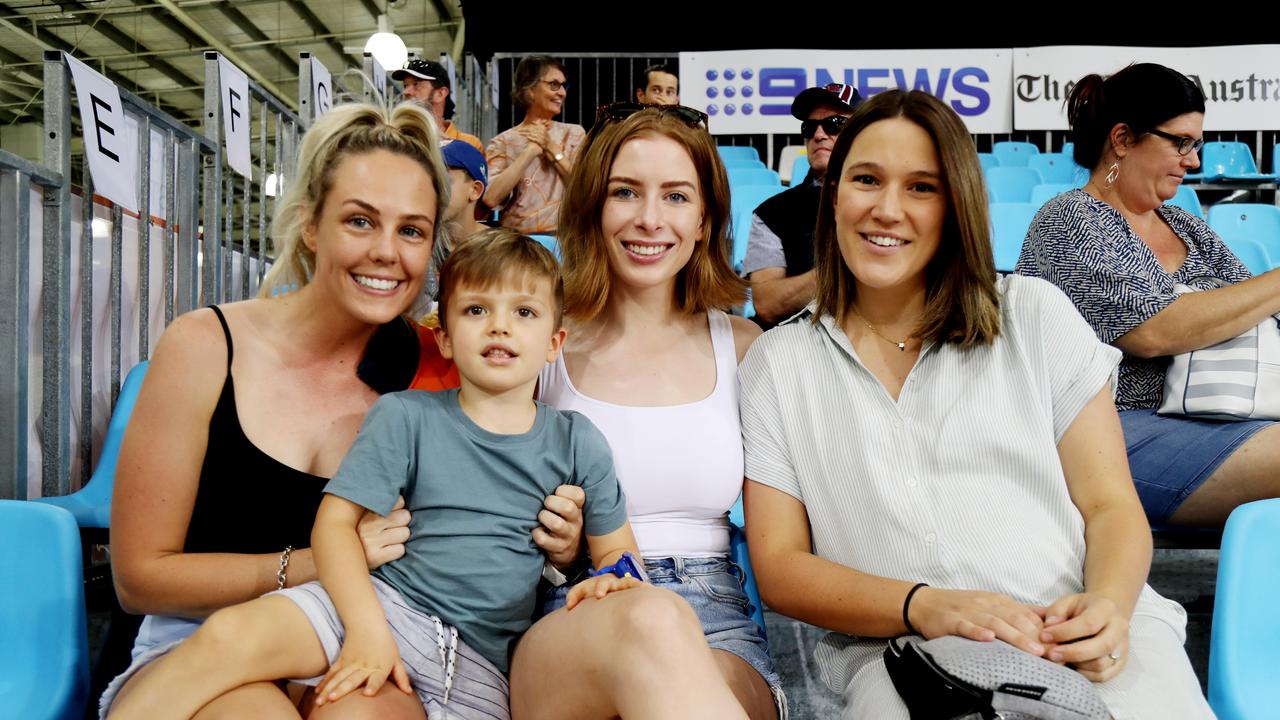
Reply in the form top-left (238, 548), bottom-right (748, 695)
top-left (41, 50), bottom-right (73, 497)
top-left (78, 157), bottom-right (94, 489)
top-left (138, 116), bottom-right (152, 359)
top-left (0, 165), bottom-right (32, 499)
top-left (202, 52), bottom-right (223, 307)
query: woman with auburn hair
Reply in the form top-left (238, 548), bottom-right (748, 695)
top-left (508, 105), bottom-right (784, 719)
top-left (740, 90), bottom-right (1211, 718)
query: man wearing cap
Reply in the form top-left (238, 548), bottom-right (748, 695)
top-left (393, 58), bottom-right (484, 152)
top-left (742, 83), bottom-right (860, 329)
top-left (635, 63), bottom-right (679, 105)
top-left (428, 141), bottom-right (490, 301)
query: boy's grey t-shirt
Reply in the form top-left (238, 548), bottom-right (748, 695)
top-left (324, 388), bottom-right (628, 673)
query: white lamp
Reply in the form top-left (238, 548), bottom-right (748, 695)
top-left (364, 15), bottom-right (407, 73)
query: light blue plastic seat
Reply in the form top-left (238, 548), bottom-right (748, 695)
top-left (790, 154), bottom-right (811, 185)
top-left (528, 234), bottom-right (560, 261)
top-left (717, 146), bottom-right (760, 164)
top-left (989, 203), bottom-right (1038, 272)
top-left (985, 166), bottom-right (1041, 203)
top-left (721, 157), bottom-right (767, 170)
top-left (731, 185), bottom-right (786, 271)
top-left (1059, 141), bottom-right (1074, 157)
top-left (977, 152), bottom-right (999, 171)
top-left (1209, 499), bottom-right (1280, 719)
top-left (1030, 183), bottom-right (1075, 208)
top-left (0, 501), bottom-right (89, 720)
top-left (728, 522), bottom-right (767, 640)
top-left (992, 141), bottom-right (1040, 167)
top-left (34, 361), bottom-right (149, 529)
top-left (728, 167), bottom-right (781, 188)
top-left (1197, 142), bottom-right (1277, 183)
top-left (1208, 204), bottom-right (1280, 272)
top-left (1166, 185), bottom-right (1204, 218)
top-left (1028, 154), bottom-right (1078, 184)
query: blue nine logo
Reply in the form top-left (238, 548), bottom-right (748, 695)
top-left (704, 66), bottom-right (991, 117)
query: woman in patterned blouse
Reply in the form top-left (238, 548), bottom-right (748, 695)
top-left (1017, 63), bottom-right (1280, 528)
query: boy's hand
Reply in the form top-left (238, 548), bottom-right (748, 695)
top-left (315, 627), bottom-right (413, 706)
top-left (532, 485), bottom-right (585, 569)
top-left (565, 574), bottom-right (641, 610)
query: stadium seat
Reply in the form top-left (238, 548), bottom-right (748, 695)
top-left (728, 167), bottom-right (781, 188)
top-left (990, 203), bottom-right (1038, 272)
top-left (1209, 499), bottom-right (1280, 719)
top-left (992, 141), bottom-right (1039, 167)
top-left (1167, 185), bottom-right (1204, 218)
top-left (0, 501), bottom-right (90, 720)
top-left (777, 145), bottom-right (806, 184)
top-left (729, 522), bottom-right (767, 640)
top-left (789, 153), bottom-right (811, 187)
top-left (717, 145), bottom-right (761, 164)
top-left (1208, 204), bottom-right (1280, 272)
top-left (34, 361), bottom-right (149, 529)
top-left (985, 166), bottom-right (1041, 203)
top-left (721, 157), bottom-right (767, 171)
top-left (1028, 154), bottom-right (1078, 184)
top-left (1030, 184), bottom-right (1075, 208)
top-left (1059, 141), bottom-right (1074, 157)
top-left (1197, 142), bottom-right (1277, 183)
top-left (978, 152), bottom-right (999, 171)
top-left (529, 234), bottom-right (560, 260)
top-left (731, 185), bottom-right (786, 270)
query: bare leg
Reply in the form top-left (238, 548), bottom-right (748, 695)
top-left (1169, 423), bottom-right (1280, 527)
top-left (191, 683), bottom-right (301, 720)
top-left (711, 651), bottom-right (777, 720)
top-left (303, 683), bottom-right (426, 720)
top-left (107, 596), bottom-right (330, 720)
top-left (509, 585), bottom-right (748, 720)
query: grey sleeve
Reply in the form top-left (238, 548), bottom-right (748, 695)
top-left (323, 394), bottom-right (416, 516)
top-left (741, 214), bottom-right (787, 277)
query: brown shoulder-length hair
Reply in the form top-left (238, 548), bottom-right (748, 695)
top-left (813, 89), bottom-right (1000, 348)
top-left (558, 109), bottom-right (746, 321)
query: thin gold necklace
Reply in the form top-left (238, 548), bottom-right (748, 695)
top-left (850, 306), bottom-right (911, 351)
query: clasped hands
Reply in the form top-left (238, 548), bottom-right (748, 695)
top-left (907, 587), bottom-right (1131, 682)
top-left (516, 120), bottom-right (565, 164)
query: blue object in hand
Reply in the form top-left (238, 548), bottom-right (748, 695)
top-left (591, 551), bottom-right (650, 583)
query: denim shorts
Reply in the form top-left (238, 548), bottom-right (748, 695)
top-left (1121, 408), bottom-right (1272, 524)
top-left (542, 556), bottom-right (784, 702)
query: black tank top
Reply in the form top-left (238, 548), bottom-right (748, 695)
top-left (182, 306), bottom-right (328, 554)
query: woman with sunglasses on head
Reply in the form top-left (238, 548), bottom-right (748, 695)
top-left (507, 104), bottom-right (784, 720)
top-left (741, 89), bottom-right (1212, 719)
top-left (484, 55), bottom-right (586, 235)
top-left (1017, 63), bottom-right (1280, 529)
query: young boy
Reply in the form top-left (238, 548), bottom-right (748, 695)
top-left (107, 230), bottom-right (642, 720)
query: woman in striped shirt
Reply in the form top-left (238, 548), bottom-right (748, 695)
top-left (740, 90), bottom-right (1211, 718)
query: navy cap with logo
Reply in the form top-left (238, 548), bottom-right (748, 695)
top-left (441, 140), bottom-right (488, 191)
top-left (790, 83), bottom-right (861, 120)
top-left (393, 58), bottom-right (456, 118)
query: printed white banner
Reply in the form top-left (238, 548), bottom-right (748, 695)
top-left (1014, 46), bottom-right (1280, 130)
top-left (679, 49), bottom-right (1013, 134)
top-left (310, 56), bottom-right (333, 120)
top-left (64, 52), bottom-right (139, 211)
top-left (217, 56), bottom-right (252, 179)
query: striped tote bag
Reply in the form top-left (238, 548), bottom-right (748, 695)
top-left (1158, 280), bottom-right (1280, 420)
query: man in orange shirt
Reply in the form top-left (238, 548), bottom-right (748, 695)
top-left (393, 58), bottom-right (484, 153)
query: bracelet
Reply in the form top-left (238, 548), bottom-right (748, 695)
top-left (902, 582), bottom-right (929, 636)
top-left (276, 546), bottom-right (294, 590)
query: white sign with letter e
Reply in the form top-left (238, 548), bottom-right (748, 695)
top-left (217, 55), bottom-right (252, 179)
top-left (64, 52), bottom-right (139, 211)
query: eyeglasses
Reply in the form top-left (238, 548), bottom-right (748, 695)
top-left (1146, 128), bottom-right (1204, 156)
top-left (800, 115), bottom-right (848, 140)
top-left (593, 102), bottom-right (710, 131)
top-left (541, 79), bottom-right (570, 92)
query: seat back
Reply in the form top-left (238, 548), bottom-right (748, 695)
top-left (0, 501), bottom-right (89, 719)
top-left (1030, 184), bottom-right (1075, 208)
top-left (1028, 154), bottom-right (1078, 184)
top-left (986, 166), bottom-right (1041, 203)
top-left (992, 141), bottom-right (1040, 167)
top-left (990, 203), bottom-right (1038, 272)
top-left (777, 145), bottom-right (806, 184)
top-left (728, 167), bottom-right (781, 188)
top-left (1208, 204), bottom-right (1280, 272)
top-left (717, 145), bottom-right (760, 164)
top-left (731, 185), bottom-right (787, 269)
top-left (1167, 185), bottom-right (1204, 218)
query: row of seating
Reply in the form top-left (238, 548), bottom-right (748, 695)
top-left (987, 140), bottom-right (1280, 184)
top-left (992, 200), bottom-right (1280, 274)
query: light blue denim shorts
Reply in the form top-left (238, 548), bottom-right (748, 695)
top-left (542, 555), bottom-right (784, 701)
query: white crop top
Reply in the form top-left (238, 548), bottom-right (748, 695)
top-left (538, 310), bottom-right (742, 557)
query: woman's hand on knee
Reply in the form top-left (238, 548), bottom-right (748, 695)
top-left (909, 587), bottom-right (1047, 656)
top-left (357, 497), bottom-right (411, 570)
top-left (1040, 593), bottom-right (1130, 682)
top-left (532, 485), bottom-right (586, 569)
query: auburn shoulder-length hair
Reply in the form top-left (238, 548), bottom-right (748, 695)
top-left (813, 89), bottom-right (1000, 348)
top-left (558, 109), bottom-right (746, 321)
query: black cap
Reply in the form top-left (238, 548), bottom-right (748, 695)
top-left (790, 83), bottom-right (861, 120)
top-left (393, 58), bottom-right (455, 119)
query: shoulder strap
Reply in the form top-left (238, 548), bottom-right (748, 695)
top-left (207, 305), bottom-right (233, 373)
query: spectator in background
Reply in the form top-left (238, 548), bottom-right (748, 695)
top-left (1017, 62), bottom-right (1280, 528)
top-left (393, 58), bottom-right (484, 153)
top-left (428, 141), bottom-right (489, 301)
top-left (635, 63), bottom-right (679, 105)
top-left (484, 55), bottom-right (586, 235)
top-left (742, 83), bottom-right (860, 329)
